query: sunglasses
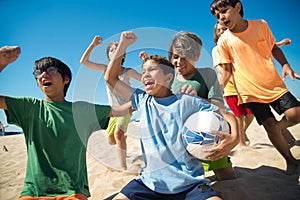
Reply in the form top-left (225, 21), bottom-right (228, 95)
top-left (33, 66), bottom-right (60, 79)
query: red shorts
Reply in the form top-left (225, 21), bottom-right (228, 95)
top-left (225, 95), bottom-right (252, 117)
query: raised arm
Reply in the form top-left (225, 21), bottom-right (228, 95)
top-left (0, 46), bottom-right (21, 110)
top-left (0, 46), bottom-right (21, 73)
top-left (109, 101), bottom-right (135, 117)
top-left (126, 68), bottom-right (142, 81)
top-left (80, 35), bottom-right (107, 72)
top-left (276, 38), bottom-right (291, 47)
top-left (104, 31), bottom-right (138, 100)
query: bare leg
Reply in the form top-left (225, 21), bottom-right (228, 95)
top-left (214, 166), bottom-right (236, 180)
top-left (243, 114), bottom-right (254, 144)
top-left (262, 117), bottom-right (297, 174)
top-left (112, 193), bottom-right (129, 200)
top-left (281, 128), bottom-right (296, 148)
top-left (237, 113), bottom-right (254, 146)
top-left (107, 133), bottom-right (117, 145)
top-left (207, 196), bottom-right (222, 200)
top-left (278, 107), bottom-right (300, 148)
top-left (236, 116), bottom-right (246, 146)
top-left (114, 126), bottom-right (127, 170)
top-left (0, 46), bottom-right (21, 71)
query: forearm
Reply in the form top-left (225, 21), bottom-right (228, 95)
top-left (224, 111), bottom-right (239, 140)
top-left (275, 38), bottom-right (291, 47)
top-left (219, 63), bottom-right (232, 89)
top-left (80, 43), bottom-right (108, 72)
top-left (80, 42), bottom-right (95, 65)
top-left (110, 102), bottom-right (134, 117)
top-left (272, 45), bottom-right (289, 66)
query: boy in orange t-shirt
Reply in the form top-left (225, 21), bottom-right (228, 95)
top-left (210, 0), bottom-right (300, 174)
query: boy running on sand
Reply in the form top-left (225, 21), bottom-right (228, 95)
top-left (210, 0), bottom-right (300, 174)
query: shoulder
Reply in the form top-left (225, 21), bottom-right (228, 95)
top-left (132, 88), bottom-right (146, 97)
top-left (251, 19), bottom-right (268, 27)
top-left (73, 101), bottom-right (111, 110)
top-left (6, 96), bottom-right (40, 104)
top-left (180, 94), bottom-right (209, 107)
top-left (197, 67), bottom-right (217, 76)
top-left (217, 30), bottom-right (230, 46)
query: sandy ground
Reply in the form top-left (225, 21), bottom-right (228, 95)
top-left (1, 118), bottom-right (300, 200)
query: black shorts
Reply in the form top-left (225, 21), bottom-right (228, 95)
top-left (120, 179), bottom-right (220, 200)
top-left (244, 92), bottom-right (300, 125)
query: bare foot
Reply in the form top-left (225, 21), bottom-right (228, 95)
top-left (0, 46), bottom-right (21, 71)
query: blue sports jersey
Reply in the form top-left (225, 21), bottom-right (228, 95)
top-left (131, 88), bottom-right (218, 194)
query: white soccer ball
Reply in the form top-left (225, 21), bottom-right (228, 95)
top-left (181, 111), bottom-right (230, 160)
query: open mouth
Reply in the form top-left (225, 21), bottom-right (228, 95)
top-left (43, 81), bottom-right (53, 87)
top-left (144, 80), bottom-right (154, 90)
top-left (176, 65), bottom-right (184, 71)
top-left (224, 20), bottom-right (230, 26)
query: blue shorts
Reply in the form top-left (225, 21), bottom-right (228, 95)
top-left (244, 92), bottom-right (300, 125)
top-left (120, 179), bottom-right (220, 200)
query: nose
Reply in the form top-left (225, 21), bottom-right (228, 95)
top-left (142, 71), bottom-right (150, 78)
top-left (219, 13), bottom-right (226, 22)
top-left (174, 57), bottom-right (183, 66)
top-left (39, 71), bottom-right (50, 79)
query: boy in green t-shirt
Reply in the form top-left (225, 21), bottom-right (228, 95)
top-left (0, 52), bottom-right (126, 199)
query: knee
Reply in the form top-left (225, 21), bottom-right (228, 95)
top-left (114, 129), bottom-right (126, 141)
top-left (284, 107), bottom-right (300, 124)
top-left (107, 135), bottom-right (116, 145)
top-left (263, 118), bottom-right (280, 134)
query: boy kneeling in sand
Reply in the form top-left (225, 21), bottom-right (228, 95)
top-left (104, 31), bottom-right (239, 200)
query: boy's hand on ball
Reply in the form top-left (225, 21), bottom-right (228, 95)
top-left (205, 130), bottom-right (235, 161)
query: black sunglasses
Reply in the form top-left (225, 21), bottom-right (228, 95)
top-left (33, 66), bottom-right (60, 79)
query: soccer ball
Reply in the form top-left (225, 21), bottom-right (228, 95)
top-left (181, 111), bottom-right (230, 160)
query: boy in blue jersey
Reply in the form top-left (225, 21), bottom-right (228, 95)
top-left (104, 31), bottom-right (238, 200)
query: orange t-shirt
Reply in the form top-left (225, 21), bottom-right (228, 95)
top-left (216, 19), bottom-right (288, 104)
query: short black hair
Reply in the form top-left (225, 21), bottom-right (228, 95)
top-left (210, 0), bottom-right (244, 17)
top-left (34, 57), bottom-right (72, 96)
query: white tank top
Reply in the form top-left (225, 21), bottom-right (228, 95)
top-left (106, 69), bottom-right (130, 106)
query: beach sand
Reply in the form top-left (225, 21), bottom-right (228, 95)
top-left (1, 118), bottom-right (300, 200)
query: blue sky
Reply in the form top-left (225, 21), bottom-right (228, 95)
top-left (1, 0), bottom-right (299, 131)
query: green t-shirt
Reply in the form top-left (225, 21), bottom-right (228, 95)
top-left (5, 96), bottom-right (111, 197)
top-left (171, 68), bottom-right (224, 103)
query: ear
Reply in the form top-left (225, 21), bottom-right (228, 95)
top-left (63, 76), bottom-right (70, 85)
top-left (165, 73), bottom-right (174, 84)
top-left (235, 2), bottom-right (241, 12)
